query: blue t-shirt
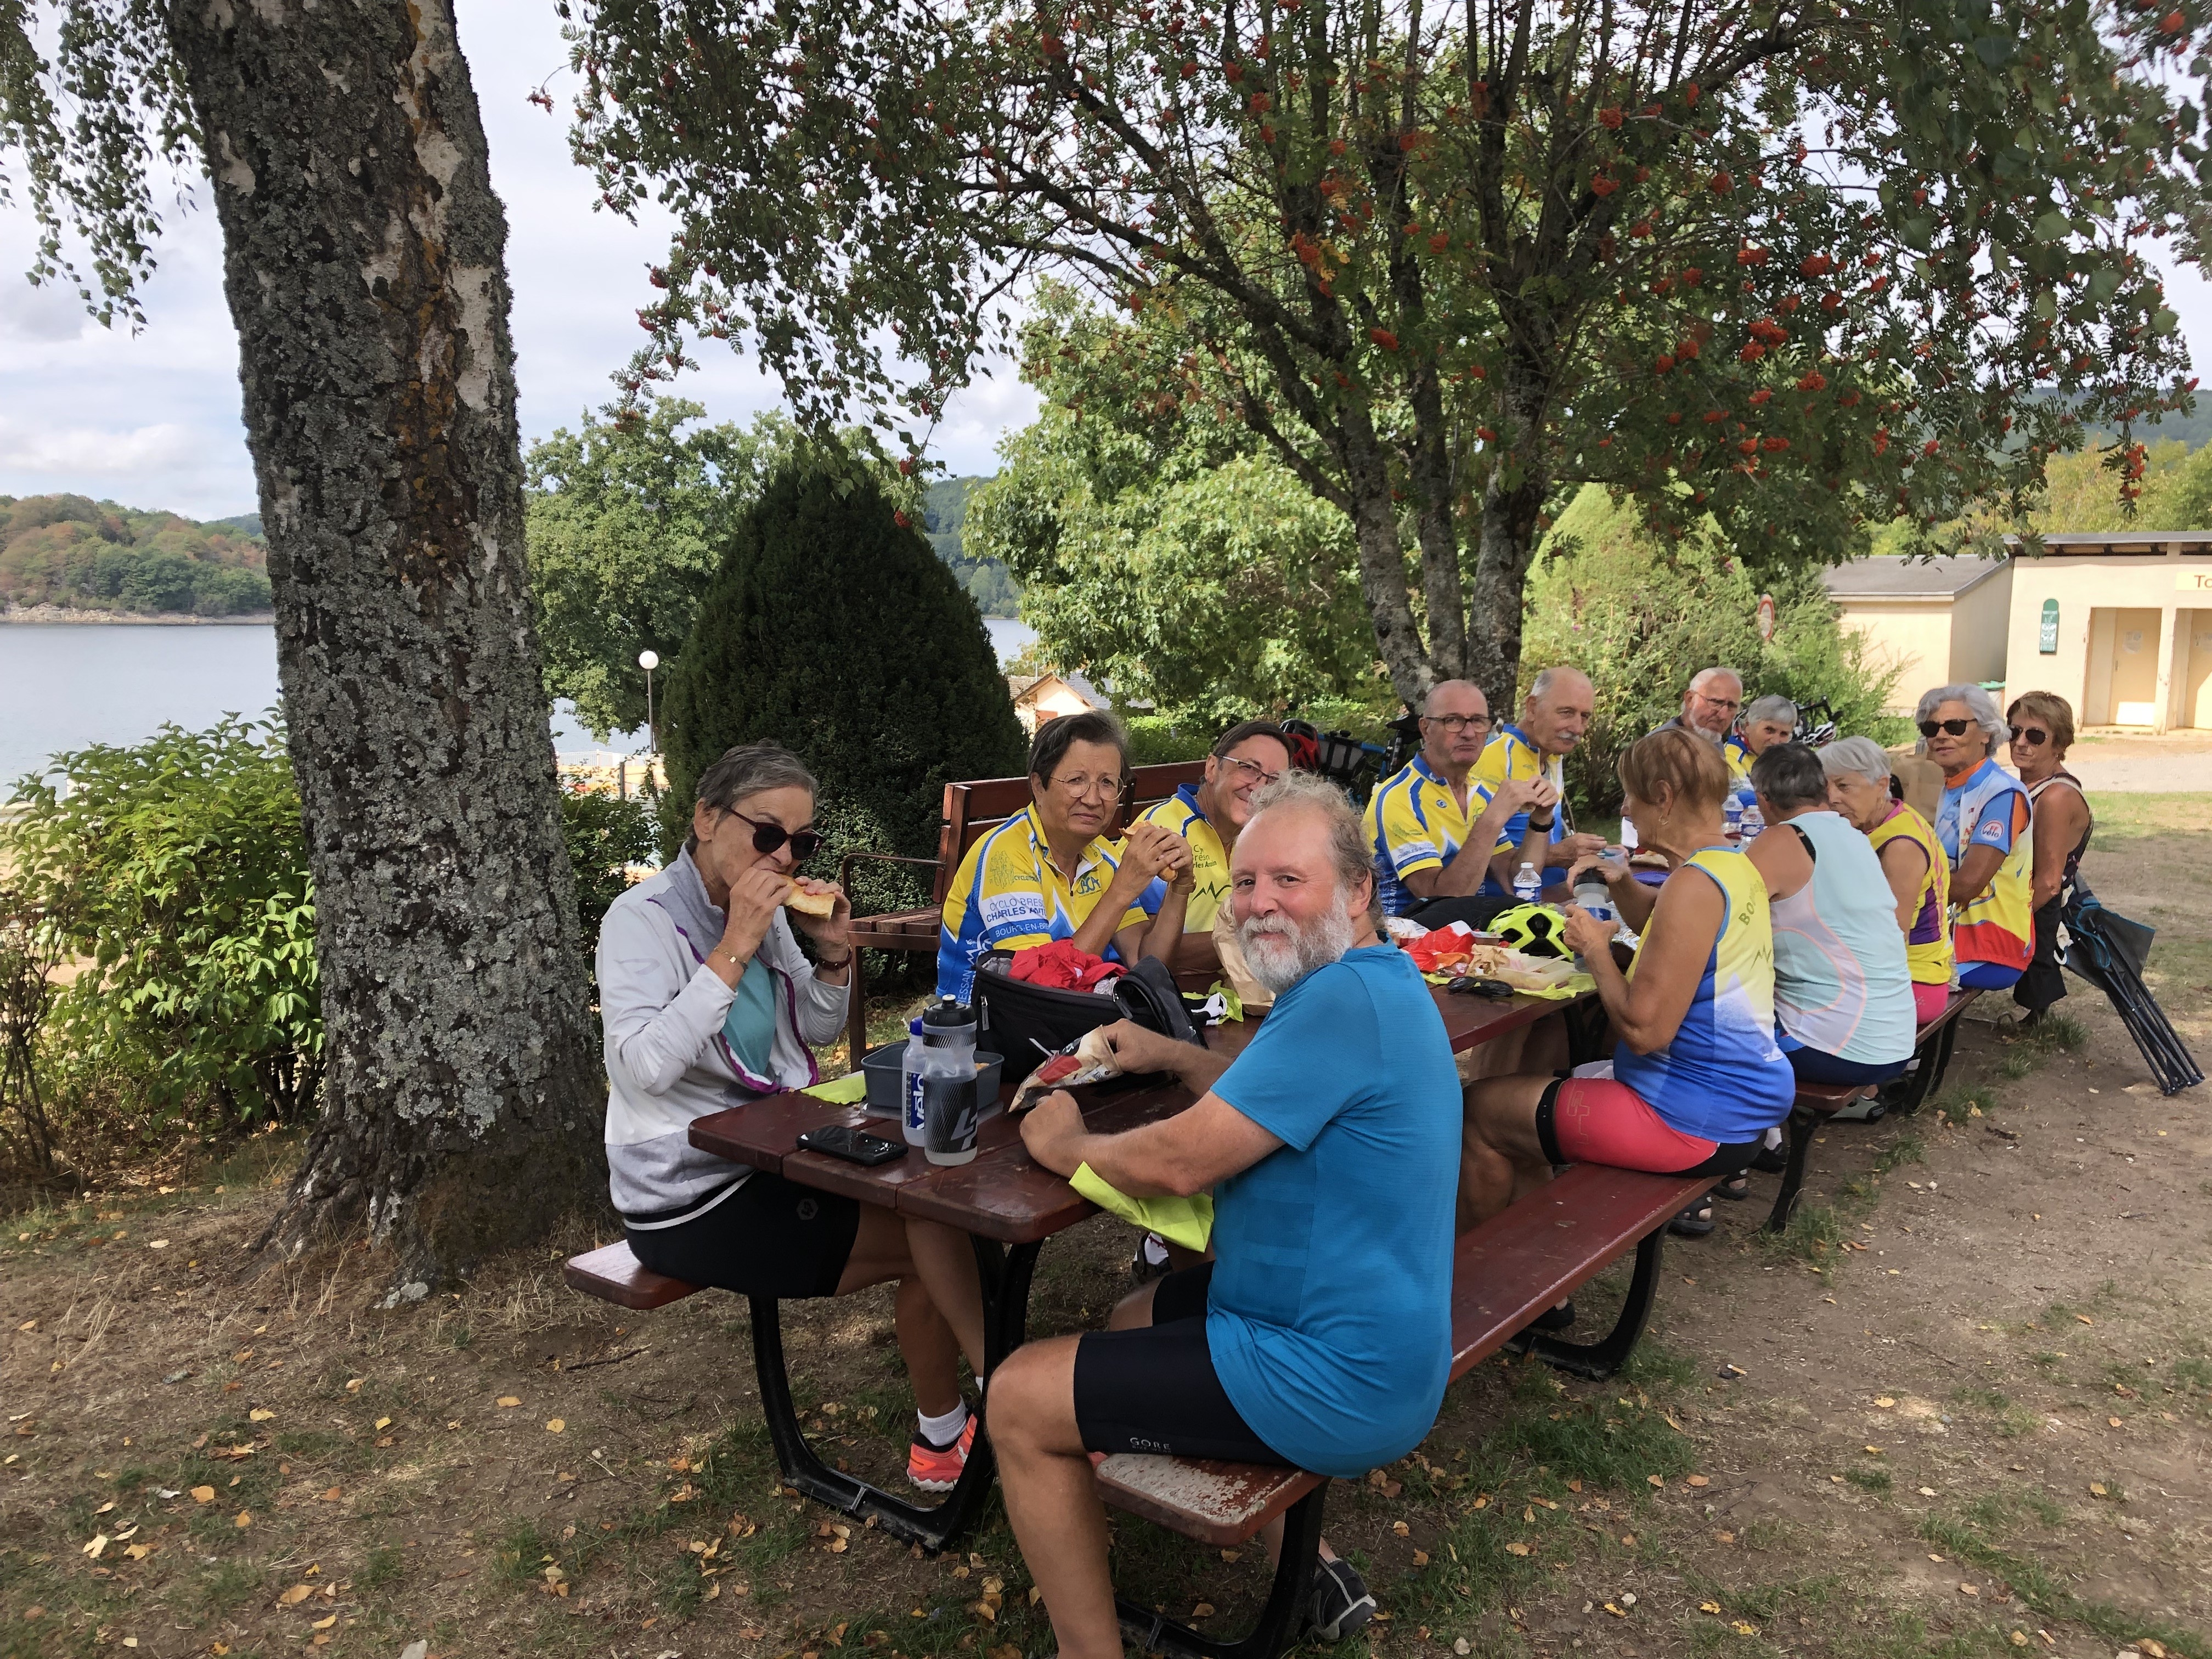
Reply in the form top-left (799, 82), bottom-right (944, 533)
top-left (1204, 946), bottom-right (1461, 1477)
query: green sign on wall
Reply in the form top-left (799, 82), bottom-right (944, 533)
top-left (2039, 598), bottom-right (2059, 655)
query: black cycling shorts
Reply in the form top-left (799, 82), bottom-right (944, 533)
top-left (625, 1172), bottom-right (860, 1300)
top-left (1071, 1265), bottom-right (1285, 1465)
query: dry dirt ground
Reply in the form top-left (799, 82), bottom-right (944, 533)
top-left (2, 796), bottom-right (2207, 1659)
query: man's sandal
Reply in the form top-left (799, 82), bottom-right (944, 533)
top-left (1713, 1172), bottom-right (1753, 1201)
top-left (1308, 1558), bottom-right (1378, 1641)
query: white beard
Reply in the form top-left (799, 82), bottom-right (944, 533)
top-left (1238, 899), bottom-right (1359, 996)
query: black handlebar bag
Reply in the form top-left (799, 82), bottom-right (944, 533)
top-left (974, 952), bottom-right (1204, 1087)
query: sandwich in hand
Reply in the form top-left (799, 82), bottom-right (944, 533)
top-left (785, 882), bottom-right (838, 918)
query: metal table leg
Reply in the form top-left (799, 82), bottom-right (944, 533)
top-left (1763, 1103), bottom-right (1817, 1233)
top-left (1114, 1482), bottom-right (1327, 1659)
top-left (1504, 1216), bottom-right (1674, 1381)
top-left (748, 1234), bottom-right (1040, 1554)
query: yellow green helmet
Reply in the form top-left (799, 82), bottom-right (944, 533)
top-left (1488, 903), bottom-right (1570, 960)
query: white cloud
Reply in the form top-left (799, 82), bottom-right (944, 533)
top-left (0, 274), bottom-right (88, 343)
top-left (0, 417), bottom-right (209, 478)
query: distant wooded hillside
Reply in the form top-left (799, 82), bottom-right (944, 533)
top-left (1, 495), bottom-right (272, 617)
top-left (924, 476), bottom-right (1021, 618)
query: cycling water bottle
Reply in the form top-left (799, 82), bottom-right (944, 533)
top-left (1513, 862), bottom-right (1541, 905)
top-left (900, 1016), bottom-right (928, 1147)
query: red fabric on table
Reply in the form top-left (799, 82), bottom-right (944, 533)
top-left (1406, 926), bottom-right (1477, 977)
top-left (1008, 939), bottom-right (1122, 990)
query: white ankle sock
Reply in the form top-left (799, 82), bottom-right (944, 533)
top-left (917, 1401), bottom-right (969, 1448)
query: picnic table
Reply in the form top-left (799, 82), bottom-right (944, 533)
top-left (682, 981), bottom-right (1590, 1554)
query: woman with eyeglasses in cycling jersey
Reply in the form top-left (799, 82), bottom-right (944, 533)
top-left (2005, 691), bottom-right (2094, 1026)
top-left (1916, 684), bottom-right (2035, 992)
top-left (600, 742), bottom-right (989, 1493)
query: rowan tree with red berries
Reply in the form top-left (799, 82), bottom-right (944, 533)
top-left (566, 0), bottom-right (2212, 707)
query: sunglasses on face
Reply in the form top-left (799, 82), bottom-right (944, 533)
top-left (726, 808), bottom-right (823, 862)
top-left (1918, 718), bottom-right (1973, 738)
top-left (2012, 727), bottom-right (2050, 747)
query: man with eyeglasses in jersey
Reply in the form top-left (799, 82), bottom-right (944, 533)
top-left (1363, 680), bottom-right (1551, 930)
top-left (1471, 666), bottom-right (1611, 899)
top-left (1135, 719), bottom-right (1296, 935)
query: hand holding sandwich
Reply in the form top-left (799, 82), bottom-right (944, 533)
top-left (708, 870), bottom-right (850, 986)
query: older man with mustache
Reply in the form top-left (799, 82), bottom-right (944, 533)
top-left (986, 775), bottom-right (1462, 1656)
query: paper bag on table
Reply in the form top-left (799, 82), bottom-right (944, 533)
top-left (1211, 901), bottom-right (1274, 1011)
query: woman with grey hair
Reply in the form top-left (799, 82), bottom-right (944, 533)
top-left (599, 742), bottom-right (988, 1492)
top-left (1737, 695), bottom-right (1800, 760)
top-left (1820, 737), bottom-right (1956, 1024)
top-left (1915, 683), bottom-right (2034, 991)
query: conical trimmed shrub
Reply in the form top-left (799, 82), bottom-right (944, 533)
top-left (661, 459), bottom-right (1028, 927)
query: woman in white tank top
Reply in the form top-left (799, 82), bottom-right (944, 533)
top-left (1745, 746), bottom-right (1917, 1085)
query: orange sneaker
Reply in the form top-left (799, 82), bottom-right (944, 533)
top-left (906, 1415), bottom-right (978, 1493)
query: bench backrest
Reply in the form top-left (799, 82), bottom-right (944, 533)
top-left (930, 760), bottom-right (1207, 903)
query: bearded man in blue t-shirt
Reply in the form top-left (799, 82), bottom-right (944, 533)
top-left (986, 774), bottom-right (1462, 1659)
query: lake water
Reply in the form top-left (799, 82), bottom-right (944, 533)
top-left (0, 617), bottom-right (1036, 793)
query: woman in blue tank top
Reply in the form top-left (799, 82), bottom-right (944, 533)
top-left (1462, 728), bottom-right (1797, 1271)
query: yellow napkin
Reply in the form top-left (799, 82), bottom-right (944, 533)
top-left (1069, 1163), bottom-right (1214, 1252)
top-left (802, 1071), bottom-right (870, 1105)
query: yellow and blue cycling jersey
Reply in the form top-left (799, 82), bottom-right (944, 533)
top-left (1363, 755), bottom-right (1494, 917)
top-left (935, 805), bottom-right (1164, 1002)
top-left (1470, 723), bottom-right (1568, 892)
top-left (1721, 732), bottom-right (1753, 780)
top-left (1137, 783), bottom-right (1229, 932)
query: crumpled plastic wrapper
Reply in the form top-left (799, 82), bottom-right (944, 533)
top-left (1009, 1025), bottom-right (1122, 1114)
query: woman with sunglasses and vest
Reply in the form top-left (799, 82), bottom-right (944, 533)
top-left (1916, 684), bottom-right (2035, 992)
top-left (600, 743), bottom-right (989, 1493)
top-left (2005, 691), bottom-right (2094, 1025)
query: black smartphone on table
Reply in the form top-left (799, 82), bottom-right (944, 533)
top-left (795, 1125), bottom-right (908, 1166)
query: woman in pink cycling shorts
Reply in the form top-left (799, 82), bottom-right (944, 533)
top-left (1462, 727), bottom-right (1797, 1281)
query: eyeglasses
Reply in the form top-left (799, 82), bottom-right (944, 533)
top-left (1917, 718), bottom-right (1973, 738)
top-left (725, 808), bottom-right (823, 862)
top-left (1049, 772), bottom-right (1126, 800)
top-left (1218, 755), bottom-right (1284, 787)
top-left (2012, 727), bottom-right (2049, 747)
top-left (1423, 713), bottom-right (1492, 734)
top-left (1692, 693), bottom-right (1742, 713)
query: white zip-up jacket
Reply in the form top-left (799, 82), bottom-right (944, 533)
top-left (598, 850), bottom-right (849, 1228)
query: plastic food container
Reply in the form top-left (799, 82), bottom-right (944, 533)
top-left (862, 1044), bottom-right (1004, 1121)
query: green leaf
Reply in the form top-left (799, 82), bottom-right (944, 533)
top-left (2031, 210), bottom-right (2073, 243)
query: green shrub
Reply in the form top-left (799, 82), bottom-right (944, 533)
top-left (659, 456), bottom-right (1028, 922)
top-left (560, 785), bottom-right (658, 991)
top-left (1122, 715), bottom-right (1215, 768)
top-left (3, 716), bottom-right (323, 1127)
top-left (1523, 486), bottom-right (1908, 816)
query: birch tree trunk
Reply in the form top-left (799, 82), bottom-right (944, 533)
top-left (168, 0), bottom-right (602, 1285)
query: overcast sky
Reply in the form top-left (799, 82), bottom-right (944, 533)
top-left (0, 0), bottom-right (1040, 521)
top-left (7, 10), bottom-right (2212, 522)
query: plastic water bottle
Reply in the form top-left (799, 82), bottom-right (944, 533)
top-left (1740, 799), bottom-right (1765, 840)
top-left (1723, 794), bottom-right (1745, 840)
top-left (1573, 877), bottom-right (1615, 927)
top-left (900, 1016), bottom-right (929, 1147)
top-left (917, 1000), bottom-right (981, 1167)
top-left (1513, 862), bottom-right (1541, 905)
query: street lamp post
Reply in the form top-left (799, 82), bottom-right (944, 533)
top-left (639, 650), bottom-right (660, 755)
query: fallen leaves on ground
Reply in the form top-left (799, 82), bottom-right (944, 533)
top-left (278, 1585), bottom-right (313, 1606)
top-left (189, 1486), bottom-right (215, 1504)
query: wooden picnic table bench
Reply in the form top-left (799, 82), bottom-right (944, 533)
top-left (838, 760), bottom-right (1206, 1059)
top-left (1762, 985), bottom-right (1979, 1232)
top-left (561, 983), bottom-right (1713, 1659)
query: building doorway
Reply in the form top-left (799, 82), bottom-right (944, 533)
top-left (2086, 607), bottom-right (2164, 726)
top-left (2185, 610), bottom-right (2212, 731)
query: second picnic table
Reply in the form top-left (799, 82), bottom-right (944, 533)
top-left (686, 980), bottom-right (1595, 1553)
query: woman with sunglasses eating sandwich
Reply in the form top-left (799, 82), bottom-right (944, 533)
top-left (600, 742), bottom-right (989, 1493)
top-left (1915, 684), bottom-right (2035, 992)
top-left (2005, 691), bottom-right (2094, 1026)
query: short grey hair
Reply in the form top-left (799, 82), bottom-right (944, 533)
top-left (1245, 772), bottom-right (1380, 927)
top-left (687, 742), bottom-right (819, 852)
top-left (1689, 665), bottom-right (1743, 693)
top-left (1744, 693), bottom-right (1798, 728)
top-left (1820, 736), bottom-right (1893, 785)
top-left (1527, 665), bottom-right (1590, 703)
top-left (1914, 682), bottom-right (2009, 750)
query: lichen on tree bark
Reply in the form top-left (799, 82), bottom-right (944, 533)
top-left (168, 0), bottom-right (602, 1282)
